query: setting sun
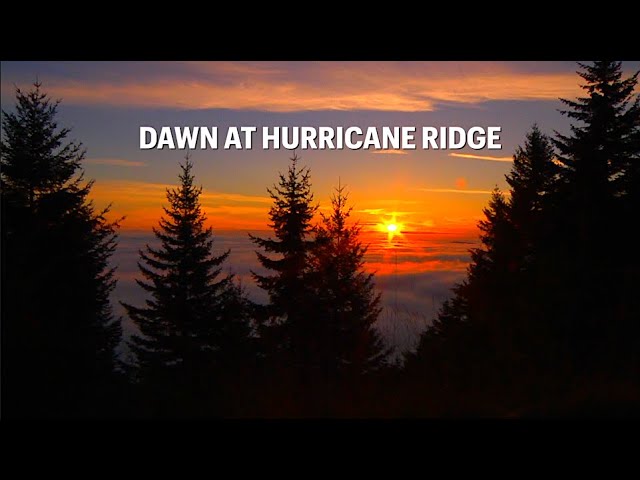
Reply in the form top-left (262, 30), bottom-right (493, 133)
top-left (376, 214), bottom-right (405, 243)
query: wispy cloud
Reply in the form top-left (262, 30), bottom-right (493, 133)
top-left (89, 180), bottom-right (273, 230)
top-left (417, 188), bottom-right (493, 195)
top-left (200, 191), bottom-right (272, 204)
top-left (357, 208), bottom-right (385, 215)
top-left (95, 180), bottom-right (271, 204)
top-left (3, 62), bottom-right (582, 112)
top-left (357, 209), bottom-right (418, 218)
top-left (365, 199), bottom-right (421, 206)
top-left (449, 153), bottom-right (513, 162)
top-left (371, 149), bottom-right (408, 155)
top-left (85, 158), bottom-right (147, 167)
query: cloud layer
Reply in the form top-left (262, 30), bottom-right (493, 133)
top-left (449, 152), bottom-right (514, 162)
top-left (2, 61), bottom-right (583, 112)
top-left (112, 228), bottom-right (477, 357)
top-left (416, 188), bottom-right (493, 195)
top-left (85, 158), bottom-right (147, 167)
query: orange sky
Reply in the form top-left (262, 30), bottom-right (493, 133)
top-left (5, 60), bottom-right (606, 279)
top-left (89, 176), bottom-right (482, 278)
top-left (3, 62), bottom-right (582, 111)
top-left (89, 177), bottom-right (491, 234)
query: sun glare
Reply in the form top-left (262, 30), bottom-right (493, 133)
top-left (376, 214), bottom-right (404, 243)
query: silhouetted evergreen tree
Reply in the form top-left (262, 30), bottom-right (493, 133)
top-left (406, 131), bottom-right (562, 414)
top-left (1, 82), bottom-right (122, 418)
top-left (552, 62), bottom-right (638, 258)
top-left (470, 126), bottom-right (558, 280)
top-left (551, 61), bottom-right (640, 377)
top-left (249, 153), bottom-right (318, 364)
top-left (405, 63), bottom-right (640, 415)
top-left (504, 126), bottom-right (562, 372)
top-left (555, 61), bottom-right (639, 200)
top-left (123, 159), bottom-right (254, 415)
top-left (404, 188), bottom-right (501, 406)
top-left (552, 62), bottom-right (638, 269)
top-left (507, 125), bottom-right (559, 254)
top-left (307, 182), bottom-right (389, 377)
top-left (470, 188), bottom-right (517, 278)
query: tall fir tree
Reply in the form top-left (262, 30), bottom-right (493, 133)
top-left (123, 159), bottom-right (253, 414)
top-left (1, 82), bottom-right (122, 417)
top-left (406, 124), bottom-right (563, 413)
top-left (552, 61), bottom-right (640, 375)
top-left (470, 187), bottom-right (517, 279)
top-left (552, 62), bottom-right (639, 268)
top-left (307, 182), bottom-right (388, 377)
top-left (249, 153), bottom-right (317, 364)
top-left (507, 124), bottom-right (559, 252)
top-left (406, 63), bottom-right (640, 414)
top-left (405, 188), bottom-right (518, 413)
top-left (503, 126), bottom-right (562, 370)
top-left (555, 61), bottom-right (639, 200)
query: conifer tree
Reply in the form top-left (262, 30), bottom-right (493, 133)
top-left (503, 126), bottom-right (561, 367)
top-left (1, 82), bottom-right (122, 417)
top-left (406, 63), bottom-right (640, 413)
top-left (507, 125), bottom-right (558, 244)
top-left (404, 189), bottom-right (509, 395)
top-left (554, 61), bottom-right (639, 200)
top-left (123, 159), bottom-right (253, 406)
top-left (411, 126), bottom-right (559, 374)
top-left (552, 62), bottom-right (639, 265)
top-left (552, 61), bottom-right (640, 374)
top-left (470, 187), bottom-right (517, 278)
top-left (307, 182), bottom-right (388, 376)
top-left (249, 153), bottom-right (317, 361)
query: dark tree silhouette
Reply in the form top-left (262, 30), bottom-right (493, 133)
top-left (405, 63), bottom-right (640, 416)
top-left (550, 61), bottom-right (640, 379)
top-left (507, 124), bottom-right (559, 252)
top-left (307, 182), bottom-right (389, 377)
top-left (503, 126), bottom-right (563, 373)
top-left (123, 158), bottom-right (253, 415)
top-left (555, 61), bottom-right (639, 201)
top-left (405, 188), bottom-right (520, 410)
top-left (249, 153), bottom-right (318, 364)
top-left (1, 82), bottom-right (122, 418)
top-left (470, 187), bottom-right (517, 278)
top-left (552, 62), bottom-right (639, 269)
top-left (405, 128), bottom-right (563, 415)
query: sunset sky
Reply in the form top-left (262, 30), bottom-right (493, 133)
top-left (3, 61), bottom-right (617, 232)
top-left (3, 61), bottom-right (638, 354)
